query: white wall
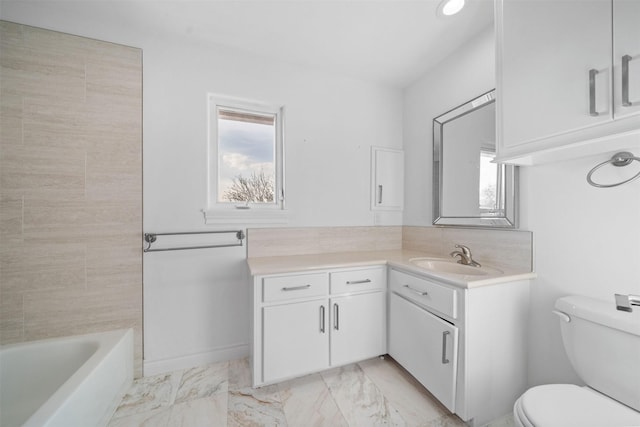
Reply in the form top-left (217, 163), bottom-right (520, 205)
top-left (403, 26), bottom-right (496, 226)
top-left (1, 4), bottom-right (403, 373)
top-left (142, 36), bottom-right (403, 373)
top-left (520, 152), bottom-right (640, 386)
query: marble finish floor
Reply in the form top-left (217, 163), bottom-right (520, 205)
top-left (108, 356), bottom-right (516, 427)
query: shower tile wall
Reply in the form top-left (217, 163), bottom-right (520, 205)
top-left (0, 21), bottom-right (143, 376)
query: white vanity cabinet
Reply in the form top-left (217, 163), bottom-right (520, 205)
top-left (263, 298), bottom-right (329, 383)
top-left (330, 291), bottom-right (386, 366)
top-left (496, 0), bottom-right (640, 164)
top-left (252, 266), bottom-right (386, 386)
top-left (389, 292), bottom-right (459, 412)
top-left (388, 267), bottom-right (530, 427)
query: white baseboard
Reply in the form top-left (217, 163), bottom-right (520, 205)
top-left (143, 343), bottom-right (249, 377)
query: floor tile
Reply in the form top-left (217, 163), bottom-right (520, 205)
top-left (486, 413), bottom-right (516, 427)
top-left (174, 361), bottom-right (228, 404)
top-left (228, 357), bottom-right (251, 392)
top-left (107, 406), bottom-right (172, 427)
top-left (227, 383), bottom-right (287, 427)
top-left (358, 357), bottom-right (447, 426)
top-left (166, 394), bottom-right (227, 427)
top-left (278, 373), bottom-right (347, 427)
top-left (426, 414), bottom-right (468, 427)
top-left (321, 363), bottom-right (405, 426)
top-left (108, 357), bottom-right (515, 427)
top-left (111, 370), bottom-right (183, 418)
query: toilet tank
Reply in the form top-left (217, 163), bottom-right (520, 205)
top-left (555, 295), bottom-right (640, 411)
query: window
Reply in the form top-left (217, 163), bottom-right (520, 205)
top-left (206, 95), bottom-right (285, 223)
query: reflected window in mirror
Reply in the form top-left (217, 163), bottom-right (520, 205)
top-left (433, 90), bottom-right (518, 228)
top-left (479, 150), bottom-right (500, 214)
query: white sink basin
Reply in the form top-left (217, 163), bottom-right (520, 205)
top-left (409, 257), bottom-right (503, 276)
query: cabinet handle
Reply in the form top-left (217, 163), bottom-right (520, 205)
top-left (622, 55), bottom-right (633, 107)
top-left (320, 305), bottom-right (325, 333)
top-left (334, 303), bottom-right (339, 330)
top-left (403, 284), bottom-right (428, 296)
top-left (441, 331), bottom-right (450, 364)
top-left (377, 185), bottom-right (383, 204)
top-left (346, 279), bottom-right (372, 285)
top-left (589, 69), bottom-right (599, 117)
top-left (281, 284), bottom-right (311, 292)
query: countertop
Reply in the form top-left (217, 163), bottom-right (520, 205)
top-left (247, 249), bottom-right (536, 289)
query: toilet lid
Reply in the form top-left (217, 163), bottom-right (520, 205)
top-left (519, 384), bottom-right (640, 427)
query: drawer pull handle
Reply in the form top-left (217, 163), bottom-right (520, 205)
top-left (622, 54), bottom-right (633, 107)
top-left (281, 284), bottom-right (311, 291)
top-left (378, 185), bottom-right (383, 204)
top-left (334, 303), bottom-right (340, 330)
top-left (442, 331), bottom-right (450, 364)
top-left (346, 279), bottom-right (372, 285)
top-left (320, 305), bottom-right (325, 333)
top-left (403, 284), bottom-right (428, 296)
top-left (589, 68), bottom-right (599, 117)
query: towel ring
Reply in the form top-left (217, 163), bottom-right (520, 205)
top-left (586, 151), bottom-right (640, 188)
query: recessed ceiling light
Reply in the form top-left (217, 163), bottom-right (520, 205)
top-left (437, 0), bottom-right (466, 17)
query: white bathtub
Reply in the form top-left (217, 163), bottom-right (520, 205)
top-left (0, 329), bottom-right (133, 427)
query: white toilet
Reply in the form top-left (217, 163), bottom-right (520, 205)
top-left (514, 295), bottom-right (640, 427)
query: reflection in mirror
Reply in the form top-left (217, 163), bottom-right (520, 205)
top-left (433, 90), bottom-right (518, 228)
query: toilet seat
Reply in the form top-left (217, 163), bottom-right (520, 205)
top-left (514, 384), bottom-right (640, 427)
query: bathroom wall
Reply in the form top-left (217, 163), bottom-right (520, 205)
top-left (520, 152), bottom-right (640, 386)
top-left (403, 20), bottom-right (640, 389)
top-left (403, 26), bottom-right (496, 226)
top-left (140, 35), bottom-right (402, 374)
top-left (0, 4), bottom-right (404, 373)
top-left (0, 22), bottom-right (143, 375)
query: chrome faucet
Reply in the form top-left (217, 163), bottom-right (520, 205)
top-left (449, 244), bottom-right (481, 267)
top-left (614, 294), bottom-right (640, 312)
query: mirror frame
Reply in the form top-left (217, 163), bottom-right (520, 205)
top-left (433, 90), bottom-right (518, 228)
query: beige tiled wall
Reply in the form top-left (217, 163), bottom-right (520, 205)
top-left (403, 226), bottom-right (533, 271)
top-left (248, 225), bottom-right (532, 272)
top-left (0, 22), bottom-right (143, 376)
top-left (247, 226), bottom-right (403, 258)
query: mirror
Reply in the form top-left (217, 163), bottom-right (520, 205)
top-left (433, 90), bottom-right (518, 228)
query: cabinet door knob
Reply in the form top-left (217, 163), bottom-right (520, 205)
top-left (589, 68), bottom-right (600, 117)
top-left (441, 331), bottom-right (450, 364)
top-left (622, 55), bottom-right (633, 107)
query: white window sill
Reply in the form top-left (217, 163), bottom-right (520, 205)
top-left (203, 208), bottom-right (290, 225)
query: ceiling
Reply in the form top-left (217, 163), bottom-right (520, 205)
top-left (0, 0), bottom-right (494, 88)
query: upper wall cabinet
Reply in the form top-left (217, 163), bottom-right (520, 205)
top-left (496, 0), bottom-right (640, 165)
top-left (371, 147), bottom-right (404, 211)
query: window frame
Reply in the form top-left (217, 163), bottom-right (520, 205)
top-left (205, 94), bottom-right (286, 224)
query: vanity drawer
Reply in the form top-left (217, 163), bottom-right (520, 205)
top-left (330, 267), bottom-right (386, 294)
top-left (389, 269), bottom-right (457, 319)
top-left (262, 273), bottom-right (328, 302)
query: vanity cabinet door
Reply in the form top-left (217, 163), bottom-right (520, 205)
top-left (613, 0), bottom-right (640, 119)
top-left (262, 299), bottom-right (329, 383)
top-left (330, 292), bottom-right (386, 367)
top-left (499, 0), bottom-right (612, 151)
top-left (389, 293), bottom-right (458, 412)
